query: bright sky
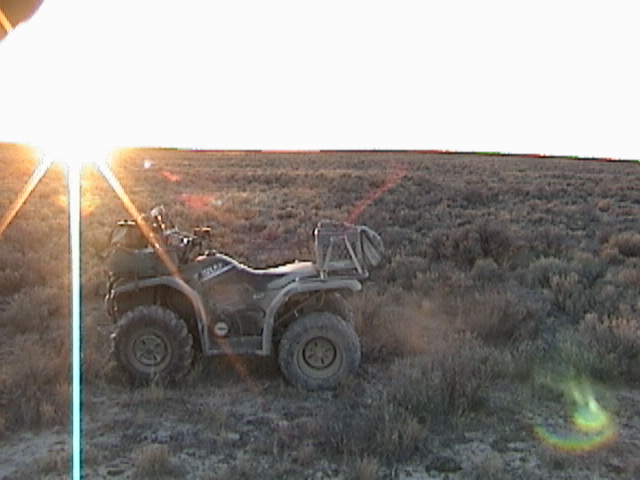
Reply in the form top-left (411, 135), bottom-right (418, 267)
top-left (1, 0), bottom-right (638, 159)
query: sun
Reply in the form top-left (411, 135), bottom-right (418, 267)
top-left (34, 141), bottom-right (115, 172)
top-left (2, 1), bottom-right (126, 173)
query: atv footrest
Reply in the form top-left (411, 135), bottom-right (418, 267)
top-left (211, 336), bottom-right (263, 355)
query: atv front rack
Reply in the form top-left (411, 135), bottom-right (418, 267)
top-left (314, 221), bottom-right (384, 279)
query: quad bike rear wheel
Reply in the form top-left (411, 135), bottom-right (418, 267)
top-left (113, 305), bottom-right (194, 383)
top-left (278, 312), bottom-right (361, 390)
top-left (312, 292), bottom-right (354, 324)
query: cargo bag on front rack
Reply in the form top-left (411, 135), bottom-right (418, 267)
top-left (314, 221), bottom-right (384, 279)
top-left (106, 220), bottom-right (178, 278)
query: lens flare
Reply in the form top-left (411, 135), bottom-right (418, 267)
top-left (34, 143), bottom-right (113, 171)
top-left (178, 193), bottom-right (217, 212)
top-left (0, 7), bottom-right (13, 33)
top-left (96, 162), bottom-right (181, 279)
top-left (346, 161), bottom-right (407, 223)
top-left (34, 144), bottom-right (118, 219)
top-left (161, 170), bottom-right (181, 183)
top-left (569, 382), bottom-right (612, 434)
top-left (0, 153), bottom-right (53, 238)
top-left (534, 379), bottom-right (617, 453)
top-left (100, 160), bottom-right (265, 393)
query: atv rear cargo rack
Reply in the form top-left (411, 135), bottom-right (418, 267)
top-left (314, 221), bottom-right (384, 279)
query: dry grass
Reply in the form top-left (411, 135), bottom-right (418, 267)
top-left (2, 147), bottom-right (640, 479)
top-left (0, 147), bottom-right (70, 434)
top-left (133, 443), bottom-right (180, 479)
top-left (350, 455), bottom-right (381, 480)
top-left (575, 312), bottom-right (640, 383)
top-left (605, 232), bottom-right (640, 258)
top-left (315, 390), bottom-right (425, 463)
top-left (388, 332), bottom-right (503, 421)
top-left (35, 448), bottom-right (70, 477)
top-left (0, 334), bottom-right (69, 433)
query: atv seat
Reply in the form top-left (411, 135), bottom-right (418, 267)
top-left (245, 261), bottom-right (318, 290)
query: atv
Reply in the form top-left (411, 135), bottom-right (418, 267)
top-left (105, 206), bottom-right (384, 390)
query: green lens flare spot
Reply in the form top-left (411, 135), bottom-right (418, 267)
top-left (534, 423), bottom-right (617, 453)
top-left (534, 378), bottom-right (617, 453)
top-left (572, 400), bottom-right (611, 433)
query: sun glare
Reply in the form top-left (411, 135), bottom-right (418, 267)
top-left (34, 142), bottom-right (115, 173)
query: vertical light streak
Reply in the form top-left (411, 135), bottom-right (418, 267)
top-left (67, 162), bottom-right (82, 480)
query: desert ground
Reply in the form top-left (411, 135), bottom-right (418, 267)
top-left (0, 146), bottom-right (639, 479)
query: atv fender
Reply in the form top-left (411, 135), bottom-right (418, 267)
top-left (261, 278), bottom-right (362, 354)
top-left (107, 276), bottom-right (210, 350)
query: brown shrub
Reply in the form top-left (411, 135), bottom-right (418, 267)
top-left (456, 288), bottom-right (543, 346)
top-left (389, 332), bottom-right (502, 421)
top-left (81, 311), bottom-right (117, 385)
top-left (617, 267), bottom-right (640, 287)
top-left (134, 443), bottom-right (181, 479)
top-left (379, 253), bottom-right (431, 289)
top-left (523, 256), bottom-right (571, 289)
top-left (350, 455), bottom-right (381, 480)
top-left (600, 244), bottom-right (625, 265)
top-left (0, 335), bottom-right (69, 432)
top-left (596, 199), bottom-right (612, 212)
top-left (0, 243), bottom-right (66, 297)
top-left (315, 391), bottom-right (425, 463)
top-left (469, 258), bottom-right (504, 285)
top-left (412, 262), bottom-right (474, 294)
top-left (571, 252), bottom-right (607, 287)
top-left (0, 286), bottom-right (67, 334)
top-left (528, 226), bottom-right (568, 257)
top-left (605, 232), bottom-right (640, 258)
top-left (548, 272), bottom-right (590, 319)
top-left (533, 312), bottom-right (640, 387)
top-left (352, 288), bottom-right (432, 361)
top-left (428, 222), bottom-right (516, 269)
top-left (576, 312), bottom-right (640, 384)
top-left (502, 339), bottom-right (550, 381)
top-left (521, 255), bottom-right (612, 321)
top-left (0, 267), bottom-right (22, 297)
top-left (35, 448), bottom-right (70, 477)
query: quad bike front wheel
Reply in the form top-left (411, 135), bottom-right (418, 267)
top-left (278, 312), bottom-right (361, 390)
top-left (113, 305), bottom-right (194, 383)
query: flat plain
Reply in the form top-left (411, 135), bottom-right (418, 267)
top-left (0, 146), bottom-right (639, 479)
